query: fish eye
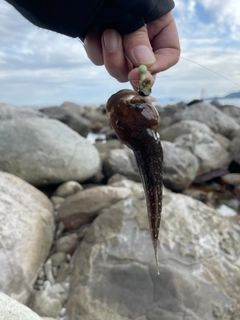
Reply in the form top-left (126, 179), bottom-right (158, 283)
top-left (116, 120), bottom-right (123, 128)
top-left (135, 103), bottom-right (144, 111)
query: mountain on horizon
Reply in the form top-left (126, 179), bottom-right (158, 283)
top-left (210, 91), bottom-right (240, 100)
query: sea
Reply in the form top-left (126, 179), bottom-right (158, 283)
top-left (157, 98), bottom-right (240, 108)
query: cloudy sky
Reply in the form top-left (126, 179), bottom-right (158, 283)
top-left (1, 0), bottom-right (240, 107)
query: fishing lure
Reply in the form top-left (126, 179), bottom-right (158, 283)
top-left (106, 66), bottom-right (163, 273)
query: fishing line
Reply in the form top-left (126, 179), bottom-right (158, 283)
top-left (156, 56), bottom-right (240, 88)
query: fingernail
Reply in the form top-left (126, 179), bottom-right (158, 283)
top-left (133, 45), bottom-right (156, 65)
top-left (103, 30), bottom-right (119, 51)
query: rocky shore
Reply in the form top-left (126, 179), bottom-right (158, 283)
top-left (0, 99), bottom-right (240, 320)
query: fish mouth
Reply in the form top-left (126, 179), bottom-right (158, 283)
top-left (133, 128), bottom-right (163, 273)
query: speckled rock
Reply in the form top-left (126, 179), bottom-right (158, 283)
top-left (162, 141), bottom-right (199, 191)
top-left (58, 185), bottom-right (132, 231)
top-left (0, 292), bottom-right (42, 320)
top-left (0, 118), bottom-right (100, 186)
top-left (0, 172), bottom-right (54, 304)
top-left (67, 186), bottom-right (240, 320)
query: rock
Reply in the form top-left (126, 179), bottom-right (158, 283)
top-left (54, 181), bottom-right (83, 198)
top-left (108, 175), bottom-right (145, 198)
top-left (0, 292), bottom-right (42, 320)
top-left (0, 172), bottom-right (54, 304)
top-left (162, 141), bottom-right (199, 191)
top-left (229, 130), bottom-right (240, 165)
top-left (160, 120), bottom-right (213, 141)
top-left (0, 103), bottom-right (46, 120)
top-left (29, 289), bottom-right (62, 318)
top-left (67, 189), bottom-right (240, 320)
top-left (40, 106), bottom-right (91, 137)
top-left (0, 118), bottom-right (100, 186)
top-left (94, 140), bottom-right (124, 157)
top-left (221, 104), bottom-right (240, 125)
top-left (103, 148), bottom-right (140, 181)
top-left (158, 102), bottom-right (186, 129)
top-left (173, 102), bottom-right (240, 138)
top-left (233, 185), bottom-right (240, 199)
top-left (60, 101), bottom-right (84, 116)
top-left (211, 100), bottom-right (223, 109)
top-left (174, 132), bottom-right (232, 175)
top-left (213, 133), bottom-right (230, 150)
top-left (221, 173), bottom-right (240, 186)
top-left (58, 185), bottom-right (132, 231)
top-left (54, 233), bottom-right (79, 255)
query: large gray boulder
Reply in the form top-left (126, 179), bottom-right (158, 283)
top-left (0, 103), bottom-right (45, 120)
top-left (58, 185), bottom-right (132, 231)
top-left (0, 172), bottom-right (55, 304)
top-left (160, 120), bottom-right (213, 141)
top-left (173, 102), bottom-right (240, 138)
top-left (162, 141), bottom-right (199, 191)
top-left (174, 132), bottom-right (232, 175)
top-left (0, 293), bottom-right (42, 320)
top-left (67, 183), bottom-right (240, 320)
top-left (0, 118), bottom-right (100, 186)
top-left (40, 106), bottom-right (91, 137)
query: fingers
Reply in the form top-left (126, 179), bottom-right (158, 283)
top-left (147, 13), bottom-right (181, 73)
top-left (128, 69), bottom-right (156, 91)
top-left (101, 29), bottom-right (131, 82)
top-left (123, 26), bottom-right (156, 68)
top-left (84, 32), bottom-right (103, 66)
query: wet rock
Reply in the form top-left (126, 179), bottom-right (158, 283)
top-left (67, 189), bottom-right (240, 320)
top-left (54, 181), bottom-right (83, 198)
top-left (0, 118), bottom-right (100, 186)
top-left (229, 130), bottom-right (240, 165)
top-left (162, 141), bottom-right (199, 191)
top-left (174, 132), bottom-right (232, 175)
top-left (173, 102), bottom-right (240, 138)
top-left (0, 292), bottom-right (42, 320)
top-left (160, 120), bottom-right (212, 141)
top-left (0, 172), bottom-right (54, 304)
top-left (40, 106), bottom-right (91, 137)
top-left (58, 185), bottom-right (132, 231)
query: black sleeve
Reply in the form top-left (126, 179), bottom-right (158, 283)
top-left (6, 0), bottom-right (175, 40)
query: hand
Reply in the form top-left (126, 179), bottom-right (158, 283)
top-left (84, 12), bottom-right (180, 90)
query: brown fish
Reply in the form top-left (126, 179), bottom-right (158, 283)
top-left (106, 89), bottom-right (163, 273)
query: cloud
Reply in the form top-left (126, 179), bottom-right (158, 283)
top-left (0, 1), bottom-right (240, 106)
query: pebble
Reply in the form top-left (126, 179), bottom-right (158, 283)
top-left (54, 181), bottom-right (83, 198)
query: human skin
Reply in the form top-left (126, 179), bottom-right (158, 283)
top-left (84, 12), bottom-right (180, 90)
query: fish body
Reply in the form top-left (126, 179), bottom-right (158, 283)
top-left (106, 89), bottom-right (163, 273)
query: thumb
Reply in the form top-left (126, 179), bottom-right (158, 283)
top-left (123, 26), bottom-right (156, 68)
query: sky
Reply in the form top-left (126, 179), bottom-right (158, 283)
top-left (0, 0), bottom-right (240, 107)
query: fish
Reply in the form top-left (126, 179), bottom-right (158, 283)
top-left (106, 89), bottom-right (163, 273)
